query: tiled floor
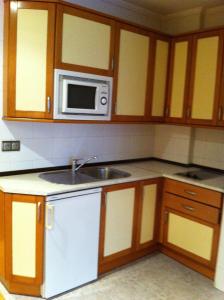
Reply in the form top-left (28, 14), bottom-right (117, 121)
top-left (2, 253), bottom-right (224, 300)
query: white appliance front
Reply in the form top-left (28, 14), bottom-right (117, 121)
top-left (42, 189), bottom-right (101, 298)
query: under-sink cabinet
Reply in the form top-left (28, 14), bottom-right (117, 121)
top-left (160, 179), bottom-right (222, 279)
top-left (99, 179), bottom-right (161, 273)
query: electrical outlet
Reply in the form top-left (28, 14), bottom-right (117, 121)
top-left (2, 141), bottom-right (20, 152)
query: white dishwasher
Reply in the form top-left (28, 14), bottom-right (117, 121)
top-left (42, 188), bottom-right (102, 298)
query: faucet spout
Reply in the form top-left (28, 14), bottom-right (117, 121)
top-left (72, 156), bottom-right (97, 173)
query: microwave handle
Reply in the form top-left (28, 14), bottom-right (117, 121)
top-left (47, 96), bottom-right (51, 113)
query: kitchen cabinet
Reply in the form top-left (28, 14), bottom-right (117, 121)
top-left (166, 37), bottom-right (192, 123)
top-left (188, 31), bottom-right (223, 126)
top-left (4, 1), bottom-right (55, 119)
top-left (161, 179), bottom-right (221, 279)
top-left (4, 194), bottom-right (44, 296)
top-left (99, 179), bottom-right (160, 273)
top-left (112, 24), bottom-right (153, 122)
top-left (149, 36), bottom-right (170, 122)
top-left (55, 5), bottom-right (115, 76)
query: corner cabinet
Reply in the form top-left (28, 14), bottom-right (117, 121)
top-left (161, 179), bottom-right (221, 279)
top-left (148, 35), bottom-right (170, 122)
top-left (4, 194), bottom-right (44, 296)
top-left (112, 24), bottom-right (153, 122)
top-left (4, 1), bottom-right (55, 119)
top-left (99, 179), bottom-right (161, 273)
top-left (188, 31), bottom-right (223, 126)
top-left (166, 37), bottom-right (192, 123)
top-left (55, 4), bottom-right (115, 76)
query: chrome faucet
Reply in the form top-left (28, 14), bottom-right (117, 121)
top-left (71, 156), bottom-right (97, 173)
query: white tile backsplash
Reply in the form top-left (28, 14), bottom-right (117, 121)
top-left (153, 125), bottom-right (193, 164)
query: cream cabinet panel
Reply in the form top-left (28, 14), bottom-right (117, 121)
top-left (12, 202), bottom-right (37, 277)
top-left (191, 36), bottom-right (219, 120)
top-left (170, 41), bottom-right (188, 118)
top-left (168, 213), bottom-right (213, 260)
top-left (104, 188), bottom-right (135, 256)
top-left (140, 184), bottom-right (157, 244)
top-left (151, 40), bottom-right (169, 117)
top-left (116, 30), bottom-right (149, 116)
top-left (16, 9), bottom-right (48, 112)
top-left (62, 13), bottom-right (111, 70)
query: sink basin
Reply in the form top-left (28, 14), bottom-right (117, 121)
top-left (79, 166), bottom-right (131, 180)
top-left (39, 167), bottom-right (131, 185)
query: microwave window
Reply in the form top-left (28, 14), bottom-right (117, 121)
top-left (67, 84), bottom-right (96, 109)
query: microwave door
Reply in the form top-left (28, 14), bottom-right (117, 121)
top-left (62, 80), bottom-right (100, 115)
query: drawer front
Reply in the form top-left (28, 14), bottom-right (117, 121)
top-left (164, 193), bottom-right (220, 224)
top-left (164, 179), bottom-right (222, 208)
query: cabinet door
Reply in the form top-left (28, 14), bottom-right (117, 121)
top-left (6, 1), bottom-right (55, 119)
top-left (149, 36), bottom-right (170, 122)
top-left (4, 194), bottom-right (44, 296)
top-left (188, 31), bottom-right (223, 125)
top-left (113, 24), bottom-right (151, 121)
top-left (166, 37), bottom-right (192, 123)
top-left (55, 5), bottom-right (115, 76)
top-left (136, 180), bottom-right (159, 249)
top-left (163, 209), bottom-right (219, 268)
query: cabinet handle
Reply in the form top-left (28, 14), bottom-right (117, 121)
top-left (184, 189), bottom-right (197, 196)
top-left (165, 107), bottom-right (170, 117)
top-left (186, 107), bottom-right (191, 119)
top-left (47, 96), bottom-right (51, 113)
top-left (218, 107), bottom-right (223, 121)
top-left (111, 57), bottom-right (115, 70)
top-left (37, 202), bottom-right (41, 222)
top-left (46, 204), bottom-right (54, 230)
top-left (181, 204), bottom-right (195, 212)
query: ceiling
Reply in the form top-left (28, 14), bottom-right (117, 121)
top-left (122, 0), bottom-right (224, 14)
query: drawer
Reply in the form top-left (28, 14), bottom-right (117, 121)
top-left (164, 179), bottom-right (222, 208)
top-left (164, 193), bottom-right (220, 224)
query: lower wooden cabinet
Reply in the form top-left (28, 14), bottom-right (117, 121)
top-left (161, 179), bottom-right (221, 279)
top-left (99, 179), bottom-right (161, 273)
top-left (4, 194), bottom-right (45, 296)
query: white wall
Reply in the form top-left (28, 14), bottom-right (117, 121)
top-left (0, 0), bottom-right (156, 172)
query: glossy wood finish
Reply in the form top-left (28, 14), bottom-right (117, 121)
top-left (164, 193), bottom-right (220, 224)
top-left (99, 179), bottom-right (161, 273)
top-left (4, 1), bottom-right (55, 119)
top-left (161, 178), bottom-right (221, 275)
top-left (4, 194), bottom-right (44, 296)
top-left (55, 4), bottom-right (115, 76)
top-left (166, 37), bottom-right (192, 124)
top-left (163, 209), bottom-right (219, 269)
top-left (164, 179), bottom-right (222, 208)
top-left (188, 31), bottom-right (224, 126)
top-left (148, 35), bottom-right (170, 122)
top-left (112, 23), bottom-right (154, 122)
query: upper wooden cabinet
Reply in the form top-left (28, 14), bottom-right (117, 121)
top-left (4, 1), bottom-right (55, 119)
top-left (112, 24), bottom-right (153, 121)
top-left (166, 37), bottom-right (192, 123)
top-left (55, 5), bottom-right (115, 76)
top-left (148, 36), bottom-right (170, 122)
top-left (188, 31), bottom-right (223, 126)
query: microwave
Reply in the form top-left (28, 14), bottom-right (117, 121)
top-left (54, 69), bottom-right (113, 121)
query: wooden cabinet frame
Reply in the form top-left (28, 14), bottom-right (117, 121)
top-left (99, 179), bottom-right (161, 273)
top-left (4, 194), bottom-right (45, 296)
top-left (4, 1), bottom-right (55, 119)
top-left (112, 23), bottom-right (155, 122)
top-left (55, 4), bottom-right (116, 76)
top-left (165, 36), bottom-right (193, 124)
top-left (187, 30), bottom-right (224, 126)
top-left (163, 208), bottom-right (220, 270)
top-left (147, 35), bottom-right (171, 122)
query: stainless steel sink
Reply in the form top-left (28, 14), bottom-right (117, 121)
top-left (79, 166), bottom-right (131, 180)
top-left (39, 167), bottom-right (131, 185)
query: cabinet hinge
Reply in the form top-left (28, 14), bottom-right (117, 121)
top-left (164, 211), bottom-right (169, 224)
top-left (111, 57), bottom-right (115, 71)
